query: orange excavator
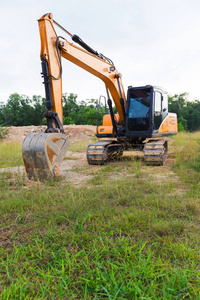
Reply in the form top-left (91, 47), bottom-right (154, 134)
top-left (22, 13), bottom-right (178, 180)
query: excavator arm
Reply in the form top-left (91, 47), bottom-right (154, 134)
top-left (38, 13), bottom-right (126, 126)
top-left (22, 13), bottom-right (126, 180)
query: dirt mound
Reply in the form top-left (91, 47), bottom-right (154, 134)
top-left (5, 125), bottom-right (96, 143)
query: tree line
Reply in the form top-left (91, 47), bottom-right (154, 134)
top-left (0, 92), bottom-right (199, 131)
top-left (168, 93), bottom-right (200, 131)
top-left (0, 93), bottom-right (106, 127)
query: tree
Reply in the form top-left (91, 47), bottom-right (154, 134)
top-left (178, 116), bottom-right (187, 131)
top-left (63, 93), bottom-right (79, 119)
top-left (168, 92), bottom-right (200, 132)
top-left (31, 95), bottom-right (46, 125)
top-left (62, 94), bottom-right (104, 126)
top-left (0, 102), bottom-right (5, 125)
top-left (168, 93), bottom-right (188, 119)
top-left (2, 94), bottom-right (33, 126)
top-left (0, 93), bottom-right (46, 126)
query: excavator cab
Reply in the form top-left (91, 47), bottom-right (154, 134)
top-left (126, 85), bottom-right (176, 139)
top-left (126, 86), bottom-right (152, 137)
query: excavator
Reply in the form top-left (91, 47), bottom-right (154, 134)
top-left (22, 13), bottom-right (178, 180)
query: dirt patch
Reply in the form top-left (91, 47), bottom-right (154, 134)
top-left (5, 125), bottom-right (96, 143)
top-left (1, 125), bottom-right (97, 186)
top-left (0, 151), bottom-right (94, 187)
top-left (60, 152), bottom-right (94, 186)
top-left (1, 125), bottom-right (179, 188)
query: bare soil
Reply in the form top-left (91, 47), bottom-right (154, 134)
top-left (6, 125), bottom-right (96, 143)
top-left (2, 125), bottom-right (178, 187)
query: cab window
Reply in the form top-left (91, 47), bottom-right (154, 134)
top-left (162, 93), bottom-right (168, 118)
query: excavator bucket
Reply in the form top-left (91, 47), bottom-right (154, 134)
top-left (22, 133), bottom-right (70, 180)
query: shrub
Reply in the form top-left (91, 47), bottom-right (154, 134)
top-left (0, 127), bottom-right (8, 139)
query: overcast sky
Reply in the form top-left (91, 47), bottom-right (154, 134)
top-left (1, 0), bottom-right (200, 103)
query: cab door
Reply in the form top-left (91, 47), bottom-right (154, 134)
top-left (153, 90), bottom-right (169, 132)
top-left (153, 91), bottom-right (162, 131)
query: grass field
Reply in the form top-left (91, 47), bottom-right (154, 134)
top-left (0, 132), bottom-right (200, 299)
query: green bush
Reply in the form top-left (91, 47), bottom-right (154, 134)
top-left (178, 122), bottom-right (185, 132)
top-left (0, 127), bottom-right (8, 139)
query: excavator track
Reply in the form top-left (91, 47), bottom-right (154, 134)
top-left (87, 141), bottom-right (123, 165)
top-left (143, 138), bottom-right (168, 165)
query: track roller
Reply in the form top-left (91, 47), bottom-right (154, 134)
top-left (87, 141), bottom-right (123, 165)
top-left (143, 138), bottom-right (168, 165)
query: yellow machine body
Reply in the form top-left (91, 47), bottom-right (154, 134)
top-left (22, 13), bottom-right (178, 179)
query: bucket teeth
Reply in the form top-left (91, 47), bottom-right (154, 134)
top-left (22, 133), bottom-right (70, 180)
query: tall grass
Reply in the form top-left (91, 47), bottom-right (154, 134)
top-left (172, 132), bottom-right (200, 185)
top-left (69, 136), bottom-right (97, 152)
top-left (69, 140), bottom-right (90, 152)
top-left (0, 142), bottom-right (23, 168)
top-left (0, 132), bottom-right (200, 299)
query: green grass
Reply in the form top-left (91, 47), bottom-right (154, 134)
top-left (0, 132), bottom-right (200, 299)
top-left (69, 136), bottom-right (97, 152)
top-left (69, 140), bottom-right (89, 152)
top-left (0, 141), bottom-right (23, 168)
top-left (172, 132), bottom-right (200, 188)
